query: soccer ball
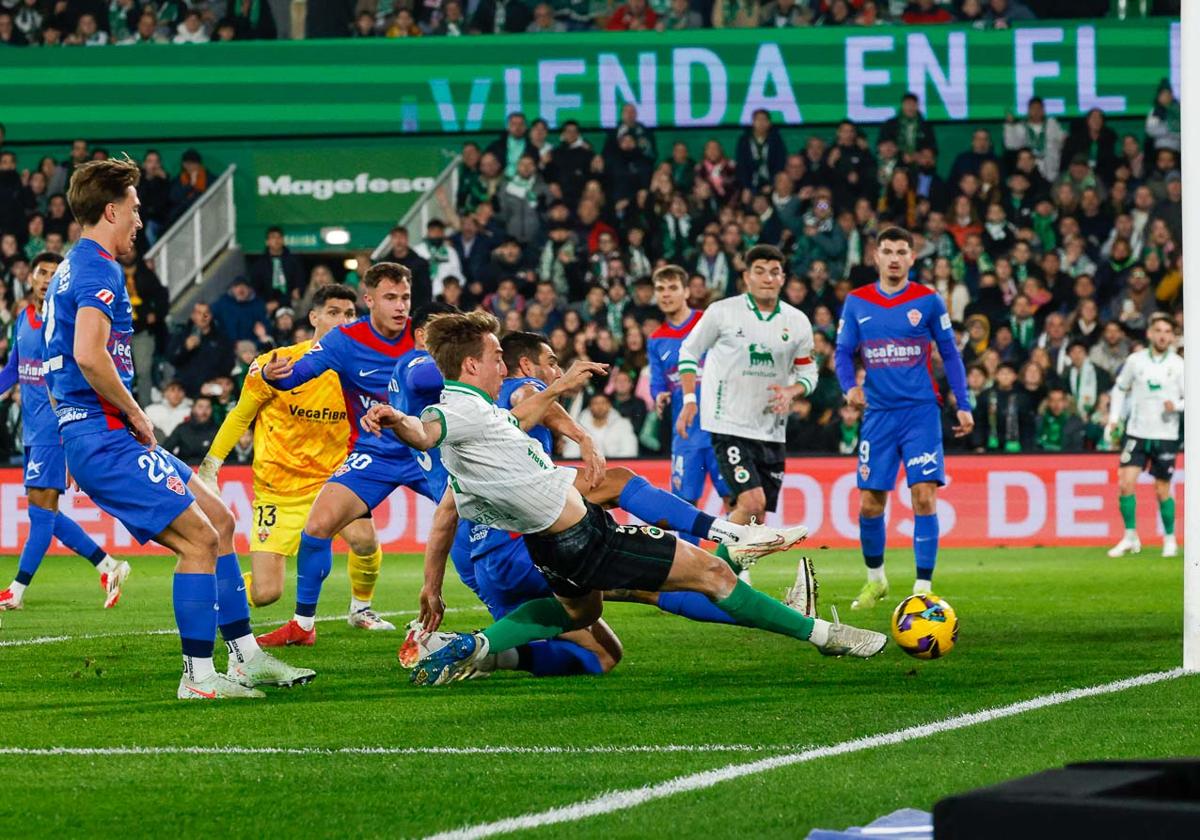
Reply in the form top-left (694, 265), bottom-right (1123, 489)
top-left (890, 594), bottom-right (958, 659)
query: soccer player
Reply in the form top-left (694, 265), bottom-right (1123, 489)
top-left (833, 226), bottom-right (973, 609)
top-left (197, 283), bottom-right (381, 616)
top-left (43, 156), bottom-right (311, 699)
top-left (364, 311), bottom-right (886, 687)
top-left (647, 265), bottom-right (732, 537)
top-left (1105, 313), bottom-right (1184, 558)
top-left (676, 245), bottom-right (819, 597)
top-left (255, 262), bottom-right (432, 645)
top-left (0, 251), bottom-right (130, 611)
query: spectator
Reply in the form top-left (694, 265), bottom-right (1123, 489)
top-left (119, 247), bottom-right (169, 406)
top-left (137, 151), bottom-right (171, 245)
top-left (1061, 109), bottom-right (1119, 184)
top-left (121, 10), bottom-right (169, 43)
top-left (496, 154), bottom-right (549, 246)
top-left (1145, 78), bottom-right (1181, 154)
top-left (487, 112), bottom-right (535, 179)
top-left (413, 218), bottom-right (465, 299)
top-left (227, 0), bottom-right (277, 40)
top-left (660, 0), bottom-right (703, 28)
top-left (735, 109), bottom-right (787, 197)
top-left (163, 397), bottom-right (219, 465)
top-left (760, 0), bottom-right (812, 26)
top-left (0, 10), bottom-right (28, 46)
top-left (562, 391), bottom-right (638, 458)
top-left (211, 276), bottom-right (270, 345)
top-left (168, 301), bottom-right (235, 398)
top-left (1035, 387), bottom-right (1085, 452)
top-left (174, 8), bottom-right (210, 42)
top-left (608, 368), bottom-right (647, 436)
top-left (819, 403), bottom-right (863, 455)
top-left (380, 225), bottom-right (433, 308)
top-left (1106, 265), bottom-right (1157, 333)
top-left (547, 121), bottom-right (596, 210)
top-left (902, 0), bottom-right (954, 24)
top-left (145, 380), bottom-right (192, 439)
top-left (607, 0), bottom-right (657, 29)
top-left (1003, 97), bottom-right (1065, 182)
top-left (167, 148), bottom-right (212, 224)
top-left (450, 213), bottom-right (495, 290)
top-left (230, 429), bottom-right (254, 465)
top-left (972, 362), bottom-right (1035, 452)
top-left (527, 2), bottom-right (566, 31)
top-left (984, 0), bottom-right (1035, 28)
top-left (1089, 320), bottom-right (1131, 377)
top-left (250, 226), bottom-right (306, 305)
top-left (879, 93), bottom-right (937, 164)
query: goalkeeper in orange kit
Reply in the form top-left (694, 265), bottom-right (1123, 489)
top-left (199, 283), bottom-right (394, 632)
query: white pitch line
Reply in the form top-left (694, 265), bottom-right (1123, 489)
top-left (426, 668), bottom-right (1190, 840)
top-left (0, 606), bottom-right (487, 648)
top-left (0, 744), bottom-right (792, 757)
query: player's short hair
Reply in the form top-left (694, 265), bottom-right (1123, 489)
top-left (652, 264), bottom-right (688, 287)
top-left (311, 283), bottom-right (357, 309)
top-left (744, 244), bottom-right (785, 268)
top-left (362, 261), bottom-right (411, 291)
top-left (501, 331), bottom-right (551, 372)
top-left (66, 154), bottom-right (141, 226)
top-left (1149, 312), bottom-right (1175, 331)
top-left (425, 311), bottom-right (500, 379)
top-left (877, 226), bottom-right (915, 248)
top-left (413, 301), bottom-right (460, 332)
top-left (30, 251), bottom-right (64, 272)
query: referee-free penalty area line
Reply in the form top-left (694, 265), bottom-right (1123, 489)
top-left (0, 606), bottom-right (487, 648)
top-left (425, 668), bottom-right (1189, 840)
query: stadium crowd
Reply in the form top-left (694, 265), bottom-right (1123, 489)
top-left (0, 0), bottom-right (1170, 44)
top-left (0, 82), bottom-right (1185, 464)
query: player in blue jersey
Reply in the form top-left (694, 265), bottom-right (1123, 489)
top-left (833, 226), bottom-right (974, 609)
top-left (256, 261), bottom-right (433, 645)
top-left (647, 265), bottom-right (732, 540)
top-left (0, 252), bottom-right (130, 612)
top-left (43, 157), bottom-right (311, 699)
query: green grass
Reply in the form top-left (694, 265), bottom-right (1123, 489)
top-left (0, 546), bottom-right (1196, 838)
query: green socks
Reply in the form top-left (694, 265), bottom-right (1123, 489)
top-left (1119, 494), bottom-right (1137, 530)
top-left (714, 579), bottom-right (814, 641)
top-left (714, 542), bottom-right (740, 574)
top-left (1160, 497), bottom-right (1176, 536)
top-left (481, 597), bottom-right (575, 653)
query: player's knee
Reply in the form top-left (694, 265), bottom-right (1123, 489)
top-left (253, 580), bottom-right (283, 606)
top-left (595, 646), bottom-right (621, 673)
top-left (568, 601), bottom-right (603, 629)
top-left (860, 493), bottom-right (886, 519)
top-left (910, 484), bottom-right (937, 516)
top-left (698, 553), bottom-right (737, 599)
top-left (208, 501), bottom-right (236, 542)
top-left (304, 511), bottom-right (340, 541)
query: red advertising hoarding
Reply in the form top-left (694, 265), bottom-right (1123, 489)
top-left (0, 454), bottom-right (1182, 555)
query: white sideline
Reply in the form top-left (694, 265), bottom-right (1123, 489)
top-left (0, 744), bottom-right (787, 757)
top-left (0, 606), bottom-right (486, 648)
top-left (425, 668), bottom-right (1189, 840)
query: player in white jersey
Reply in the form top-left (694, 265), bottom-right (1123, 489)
top-left (676, 244), bottom-right (818, 581)
top-left (362, 311), bottom-right (886, 686)
top-left (1105, 313), bottom-right (1184, 558)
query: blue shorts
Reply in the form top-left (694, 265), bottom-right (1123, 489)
top-left (64, 430), bottom-right (195, 544)
top-left (448, 519), bottom-right (479, 599)
top-left (23, 443), bottom-right (67, 491)
top-left (671, 441), bottom-right (731, 501)
top-left (328, 448), bottom-right (434, 511)
top-left (857, 404), bottom-right (945, 491)
top-left (474, 535), bottom-right (553, 620)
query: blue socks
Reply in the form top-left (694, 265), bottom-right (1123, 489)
top-left (859, 514), bottom-right (886, 570)
top-left (15, 504), bottom-right (55, 586)
top-left (618, 475), bottom-right (712, 539)
top-left (657, 591), bottom-right (737, 625)
top-left (53, 512), bottom-right (107, 566)
top-left (518, 640), bottom-right (604, 676)
top-left (295, 532), bottom-right (333, 617)
top-left (215, 553), bottom-right (252, 641)
top-left (173, 572), bottom-right (217, 658)
top-left (913, 513), bottom-right (939, 583)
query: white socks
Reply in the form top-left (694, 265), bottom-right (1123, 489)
top-left (7, 581), bottom-right (26, 600)
top-left (96, 556), bottom-right (118, 576)
top-left (225, 633), bottom-right (262, 664)
top-left (293, 614), bottom-right (316, 631)
top-left (707, 519), bottom-right (749, 544)
top-left (867, 567), bottom-right (887, 584)
top-left (914, 579), bottom-right (932, 594)
top-left (1125, 528), bottom-right (1139, 541)
top-left (350, 597), bottom-right (372, 613)
top-left (809, 618), bottom-right (831, 646)
top-left (183, 656), bottom-right (216, 683)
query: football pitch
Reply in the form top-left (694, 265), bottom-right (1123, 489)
top-left (0, 546), bottom-right (1196, 838)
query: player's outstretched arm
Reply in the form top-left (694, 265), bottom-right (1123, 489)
top-left (261, 346), bottom-right (331, 391)
top-left (419, 488), bottom-right (458, 631)
top-left (75, 308), bottom-right (156, 447)
top-left (541, 400), bottom-right (606, 488)
top-left (198, 385), bottom-right (268, 489)
top-left (361, 403), bottom-right (442, 450)
top-left (510, 360), bottom-right (608, 430)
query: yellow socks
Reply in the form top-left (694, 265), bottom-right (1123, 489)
top-left (347, 546), bottom-right (383, 605)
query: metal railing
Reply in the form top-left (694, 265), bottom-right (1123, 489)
top-left (146, 164), bottom-right (238, 300)
top-left (371, 156), bottom-right (461, 262)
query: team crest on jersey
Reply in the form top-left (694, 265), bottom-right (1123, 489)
top-left (257, 526), bottom-right (271, 543)
top-left (734, 466), bottom-right (751, 484)
top-left (166, 475), bottom-right (186, 495)
top-left (95, 289), bottom-right (115, 305)
top-left (859, 464), bottom-right (870, 481)
top-left (781, 328), bottom-right (790, 342)
top-left (334, 463), bottom-right (351, 477)
top-left (907, 308), bottom-right (922, 326)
